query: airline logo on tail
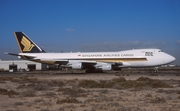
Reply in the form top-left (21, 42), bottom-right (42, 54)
top-left (21, 36), bottom-right (34, 51)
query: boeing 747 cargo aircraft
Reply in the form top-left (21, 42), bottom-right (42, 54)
top-left (7, 32), bottom-right (175, 72)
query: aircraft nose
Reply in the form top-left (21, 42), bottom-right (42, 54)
top-left (163, 54), bottom-right (176, 64)
top-left (170, 55), bottom-right (176, 62)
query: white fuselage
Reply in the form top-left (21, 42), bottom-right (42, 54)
top-left (19, 49), bottom-right (175, 68)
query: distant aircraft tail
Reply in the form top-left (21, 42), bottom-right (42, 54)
top-left (14, 32), bottom-right (46, 53)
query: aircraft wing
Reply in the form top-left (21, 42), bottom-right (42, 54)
top-left (6, 52), bottom-right (124, 67)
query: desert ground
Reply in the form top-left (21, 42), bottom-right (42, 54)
top-left (0, 69), bottom-right (180, 111)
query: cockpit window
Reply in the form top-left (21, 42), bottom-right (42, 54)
top-left (158, 50), bottom-right (163, 52)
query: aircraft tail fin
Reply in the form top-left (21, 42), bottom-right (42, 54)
top-left (14, 32), bottom-right (46, 53)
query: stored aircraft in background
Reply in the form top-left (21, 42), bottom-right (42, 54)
top-left (7, 32), bottom-right (175, 72)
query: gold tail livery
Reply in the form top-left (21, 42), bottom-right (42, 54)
top-left (14, 32), bottom-right (45, 53)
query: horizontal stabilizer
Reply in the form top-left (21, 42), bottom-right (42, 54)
top-left (5, 52), bottom-right (36, 60)
top-left (5, 52), bottom-right (19, 56)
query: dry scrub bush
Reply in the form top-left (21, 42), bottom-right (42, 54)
top-left (115, 77), bottom-right (173, 89)
top-left (12, 76), bottom-right (39, 84)
top-left (47, 80), bottom-right (65, 87)
top-left (17, 83), bottom-right (51, 91)
top-left (18, 79), bottom-right (65, 91)
top-left (14, 102), bottom-right (23, 106)
top-left (136, 77), bottom-right (173, 88)
top-left (157, 89), bottom-right (178, 94)
top-left (0, 88), bottom-right (18, 96)
top-left (66, 79), bottom-right (78, 84)
top-left (149, 97), bottom-right (166, 103)
top-left (56, 97), bottom-right (80, 104)
top-left (77, 77), bottom-right (121, 88)
top-left (111, 77), bottom-right (126, 82)
top-left (118, 107), bottom-right (145, 111)
top-left (33, 83), bottom-right (51, 91)
top-left (95, 95), bottom-right (114, 102)
top-left (44, 92), bottom-right (56, 97)
top-left (145, 93), bottom-right (153, 98)
top-left (6, 110), bottom-right (22, 111)
top-left (0, 76), bottom-right (14, 82)
top-left (101, 80), bottom-right (116, 88)
top-left (136, 76), bottom-right (152, 81)
top-left (150, 80), bottom-right (173, 88)
top-left (20, 89), bottom-right (36, 97)
top-left (78, 77), bottom-right (173, 89)
top-left (78, 80), bottom-right (99, 88)
top-left (56, 87), bottom-right (85, 97)
top-left (177, 90), bottom-right (180, 94)
top-left (40, 109), bottom-right (51, 111)
top-left (34, 98), bottom-right (45, 103)
top-left (178, 95), bottom-right (180, 99)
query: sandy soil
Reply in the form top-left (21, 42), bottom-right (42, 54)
top-left (0, 73), bottom-right (180, 111)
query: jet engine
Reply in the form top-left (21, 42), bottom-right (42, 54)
top-left (71, 63), bottom-right (83, 70)
top-left (95, 63), bottom-right (112, 71)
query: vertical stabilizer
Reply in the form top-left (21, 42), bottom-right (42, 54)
top-left (14, 32), bottom-right (46, 53)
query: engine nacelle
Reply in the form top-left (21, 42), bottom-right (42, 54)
top-left (112, 62), bottom-right (131, 70)
top-left (96, 64), bottom-right (112, 71)
top-left (71, 63), bottom-right (83, 70)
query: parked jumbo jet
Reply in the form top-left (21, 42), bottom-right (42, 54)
top-left (7, 32), bottom-right (175, 72)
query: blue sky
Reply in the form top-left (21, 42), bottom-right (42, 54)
top-left (0, 0), bottom-right (180, 65)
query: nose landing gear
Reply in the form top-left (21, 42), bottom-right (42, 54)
top-left (154, 67), bottom-right (159, 73)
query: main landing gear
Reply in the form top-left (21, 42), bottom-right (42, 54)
top-left (154, 67), bottom-right (159, 73)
